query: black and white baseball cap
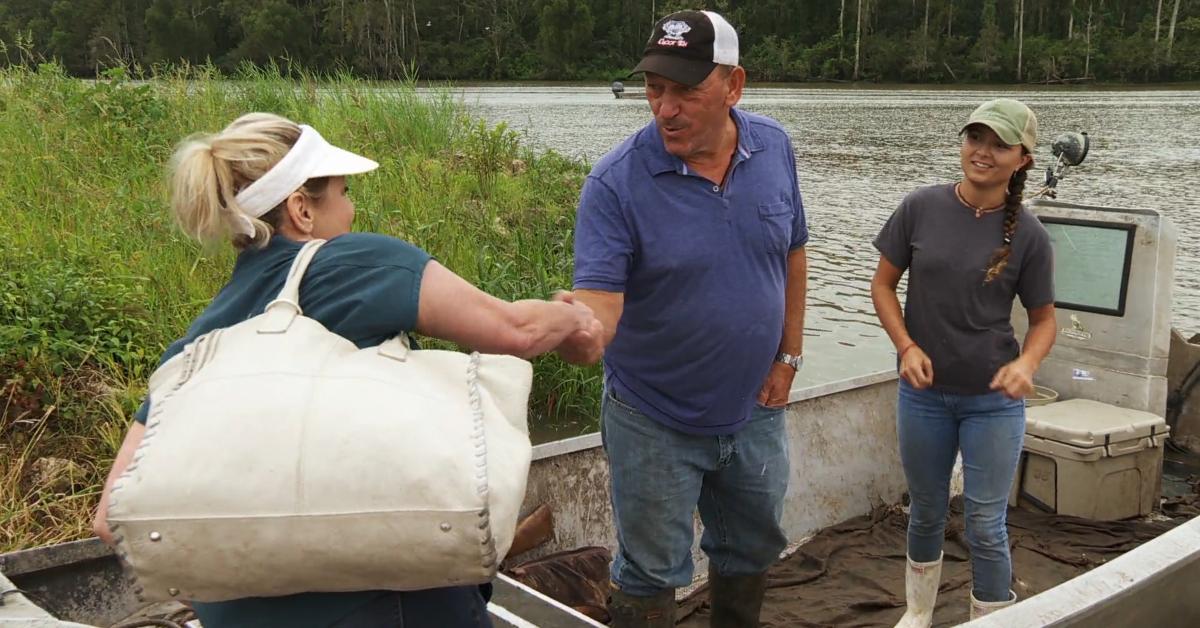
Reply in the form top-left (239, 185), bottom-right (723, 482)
top-left (631, 10), bottom-right (739, 87)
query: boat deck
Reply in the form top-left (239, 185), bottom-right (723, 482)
top-left (674, 449), bottom-right (1200, 627)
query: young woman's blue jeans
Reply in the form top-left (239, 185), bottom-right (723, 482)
top-left (897, 379), bottom-right (1025, 603)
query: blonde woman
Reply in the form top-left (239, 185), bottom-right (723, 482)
top-left (871, 99), bottom-right (1057, 625)
top-left (93, 113), bottom-right (599, 628)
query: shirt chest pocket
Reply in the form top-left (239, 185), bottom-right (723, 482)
top-left (757, 201), bottom-right (792, 255)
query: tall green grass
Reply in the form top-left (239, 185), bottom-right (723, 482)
top-left (0, 63), bottom-right (602, 552)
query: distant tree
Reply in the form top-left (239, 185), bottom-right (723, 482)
top-left (972, 0), bottom-right (1004, 80)
top-left (145, 0), bottom-right (224, 65)
top-left (906, 0), bottom-right (934, 80)
top-left (537, 0), bottom-right (593, 76)
top-left (745, 34), bottom-right (806, 82)
top-left (1083, 0), bottom-right (1094, 77)
top-left (1015, 0), bottom-right (1025, 80)
top-left (224, 0), bottom-right (309, 68)
top-left (86, 0), bottom-right (148, 69)
top-left (853, 0), bottom-right (864, 79)
top-left (839, 0), bottom-right (847, 59)
top-left (1171, 16), bottom-right (1200, 75)
top-left (0, 0), bottom-right (1193, 83)
top-left (47, 0), bottom-right (102, 73)
top-left (1069, 0), bottom-right (1076, 39)
top-left (1167, 0), bottom-right (1182, 61)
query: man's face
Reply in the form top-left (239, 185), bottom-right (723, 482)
top-left (644, 66), bottom-right (743, 161)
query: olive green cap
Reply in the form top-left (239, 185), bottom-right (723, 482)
top-left (960, 98), bottom-right (1038, 152)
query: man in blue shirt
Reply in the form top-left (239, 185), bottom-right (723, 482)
top-left (558, 9), bottom-right (808, 627)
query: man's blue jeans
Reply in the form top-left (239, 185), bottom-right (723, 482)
top-left (601, 390), bottom-right (790, 597)
top-left (897, 379), bottom-right (1025, 602)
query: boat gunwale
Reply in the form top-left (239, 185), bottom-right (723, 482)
top-left (963, 513), bottom-right (1200, 626)
top-left (531, 369), bottom-right (899, 461)
top-left (0, 539), bottom-right (111, 578)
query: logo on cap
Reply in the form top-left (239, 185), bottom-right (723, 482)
top-left (658, 20), bottom-right (691, 47)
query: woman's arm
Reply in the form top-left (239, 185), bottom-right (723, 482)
top-left (991, 303), bottom-right (1057, 399)
top-left (415, 261), bottom-right (599, 359)
top-left (93, 422), bottom-right (145, 545)
top-left (871, 255), bottom-right (933, 388)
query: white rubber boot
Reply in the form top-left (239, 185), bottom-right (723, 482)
top-left (894, 553), bottom-right (942, 628)
top-left (969, 590), bottom-right (1017, 620)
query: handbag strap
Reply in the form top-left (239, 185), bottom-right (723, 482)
top-left (259, 239), bottom-right (327, 334)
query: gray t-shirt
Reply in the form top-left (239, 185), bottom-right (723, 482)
top-left (873, 183), bottom-right (1055, 395)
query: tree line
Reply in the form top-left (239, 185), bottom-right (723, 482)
top-left (0, 0), bottom-right (1196, 83)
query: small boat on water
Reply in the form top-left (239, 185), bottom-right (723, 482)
top-left (4, 135), bottom-right (1200, 627)
top-left (610, 81), bottom-right (647, 100)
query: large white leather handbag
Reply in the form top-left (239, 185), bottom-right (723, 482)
top-left (106, 239), bottom-right (534, 602)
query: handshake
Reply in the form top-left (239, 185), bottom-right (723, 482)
top-left (550, 290), bottom-right (608, 366)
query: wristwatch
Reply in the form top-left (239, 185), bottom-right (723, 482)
top-left (775, 351), bottom-right (804, 370)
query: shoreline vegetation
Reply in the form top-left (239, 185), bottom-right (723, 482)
top-left (0, 1), bottom-right (1196, 84)
top-left (0, 63), bottom-right (601, 552)
top-left (71, 75), bottom-right (1200, 91)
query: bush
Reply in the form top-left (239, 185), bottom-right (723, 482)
top-left (0, 248), bottom-right (154, 378)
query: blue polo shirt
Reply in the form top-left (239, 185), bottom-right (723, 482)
top-left (574, 108), bottom-right (808, 435)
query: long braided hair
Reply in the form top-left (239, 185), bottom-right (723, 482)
top-left (982, 164), bottom-right (1030, 283)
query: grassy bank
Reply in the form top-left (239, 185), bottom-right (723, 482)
top-left (0, 64), bottom-right (601, 552)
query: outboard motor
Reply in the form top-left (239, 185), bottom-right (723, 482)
top-left (611, 80), bottom-right (625, 99)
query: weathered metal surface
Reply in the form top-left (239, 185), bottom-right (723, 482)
top-left (517, 446), bottom-right (616, 563)
top-left (0, 540), bottom-right (111, 577)
top-left (1, 540), bottom-right (136, 627)
top-left (963, 513), bottom-right (1200, 627)
top-left (515, 375), bottom-right (904, 590)
top-left (0, 571), bottom-right (95, 627)
top-left (778, 378), bottom-right (905, 539)
top-left (488, 573), bottom-right (605, 627)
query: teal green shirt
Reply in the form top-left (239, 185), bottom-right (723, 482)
top-left (134, 233), bottom-right (431, 628)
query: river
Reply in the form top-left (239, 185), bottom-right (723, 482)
top-left (451, 85), bottom-right (1200, 388)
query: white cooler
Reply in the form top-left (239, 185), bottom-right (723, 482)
top-left (1009, 399), bottom-right (1169, 520)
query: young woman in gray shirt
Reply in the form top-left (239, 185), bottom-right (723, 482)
top-left (871, 98), bottom-right (1057, 626)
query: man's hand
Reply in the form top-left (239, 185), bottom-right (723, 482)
top-left (990, 358), bottom-right (1035, 400)
top-left (757, 362), bottom-right (796, 408)
top-left (556, 322), bottom-right (605, 364)
top-left (553, 291), bottom-right (605, 364)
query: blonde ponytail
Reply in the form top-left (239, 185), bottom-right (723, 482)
top-left (169, 112), bottom-right (330, 250)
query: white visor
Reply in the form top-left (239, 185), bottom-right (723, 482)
top-left (232, 125), bottom-right (379, 236)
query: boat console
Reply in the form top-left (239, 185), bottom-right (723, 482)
top-left (1014, 200), bottom-right (1178, 415)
